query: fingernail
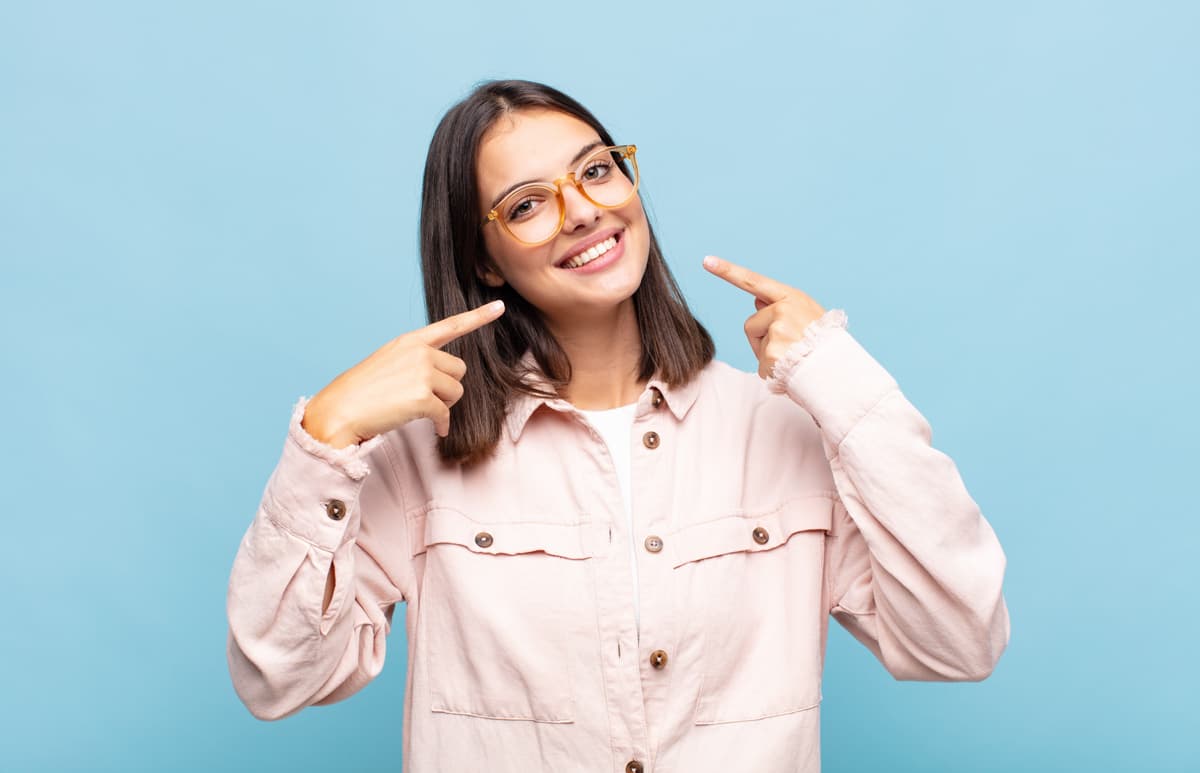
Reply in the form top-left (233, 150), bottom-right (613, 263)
top-left (489, 300), bottom-right (505, 313)
top-left (703, 256), bottom-right (719, 269)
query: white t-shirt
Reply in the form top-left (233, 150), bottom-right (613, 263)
top-left (577, 402), bottom-right (640, 630)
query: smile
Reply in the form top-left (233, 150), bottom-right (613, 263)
top-left (560, 235), bottom-right (619, 270)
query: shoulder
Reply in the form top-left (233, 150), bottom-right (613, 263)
top-left (691, 357), bottom-right (820, 434)
top-left (695, 357), bottom-right (775, 407)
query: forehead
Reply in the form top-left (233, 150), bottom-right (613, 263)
top-left (477, 109), bottom-right (603, 195)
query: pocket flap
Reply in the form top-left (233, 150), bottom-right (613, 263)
top-left (409, 506), bottom-right (602, 560)
top-left (667, 496), bottom-right (834, 568)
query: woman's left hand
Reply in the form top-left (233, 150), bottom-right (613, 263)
top-left (703, 255), bottom-right (828, 380)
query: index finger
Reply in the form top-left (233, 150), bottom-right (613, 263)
top-left (416, 300), bottom-right (506, 348)
top-left (702, 255), bottom-right (791, 304)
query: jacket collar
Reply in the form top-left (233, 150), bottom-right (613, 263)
top-left (504, 350), bottom-right (702, 443)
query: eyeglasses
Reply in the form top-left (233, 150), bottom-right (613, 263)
top-left (482, 144), bottom-right (640, 246)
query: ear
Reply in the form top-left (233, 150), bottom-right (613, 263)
top-left (476, 260), bottom-right (506, 288)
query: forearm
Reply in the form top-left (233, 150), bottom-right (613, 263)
top-left (825, 395), bottom-right (1010, 680)
top-left (226, 397), bottom-right (396, 718)
top-left (773, 320), bottom-right (1010, 680)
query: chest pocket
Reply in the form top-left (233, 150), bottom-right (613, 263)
top-left (409, 506), bottom-right (602, 723)
top-left (667, 496), bottom-right (834, 724)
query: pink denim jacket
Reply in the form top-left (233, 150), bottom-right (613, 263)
top-left (226, 309), bottom-right (1010, 773)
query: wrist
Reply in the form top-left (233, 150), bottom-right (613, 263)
top-left (302, 393), bottom-right (362, 450)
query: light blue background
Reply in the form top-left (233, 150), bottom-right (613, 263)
top-left (2, 2), bottom-right (1196, 771)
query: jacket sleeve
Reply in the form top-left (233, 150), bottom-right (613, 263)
top-left (768, 309), bottom-right (1011, 681)
top-left (226, 397), bottom-right (412, 720)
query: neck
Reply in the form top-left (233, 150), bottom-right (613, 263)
top-left (547, 298), bottom-right (647, 410)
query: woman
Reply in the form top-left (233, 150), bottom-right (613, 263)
top-left (226, 79), bottom-right (1010, 773)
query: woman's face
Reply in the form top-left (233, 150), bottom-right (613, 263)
top-left (475, 108), bottom-right (650, 325)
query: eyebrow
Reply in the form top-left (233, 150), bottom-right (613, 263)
top-left (487, 140), bottom-right (606, 211)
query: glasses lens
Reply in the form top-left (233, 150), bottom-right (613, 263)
top-left (496, 185), bottom-right (562, 245)
top-left (578, 146), bottom-right (638, 209)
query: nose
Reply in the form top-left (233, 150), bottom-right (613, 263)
top-left (560, 181), bottom-right (601, 233)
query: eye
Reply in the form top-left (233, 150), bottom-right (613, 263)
top-left (506, 195), bottom-right (542, 221)
top-left (581, 159), bottom-right (614, 182)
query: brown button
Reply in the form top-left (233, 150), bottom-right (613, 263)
top-left (642, 431), bottom-right (660, 449)
top-left (626, 762), bottom-right (644, 773)
top-left (649, 649), bottom-right (668, 669)
top-left (752, 526), bottom-right (770, 545)
top-left (474, 532), bottom-right (494, 548)
top-left (324, 499), bottom-right (346, 521)
top-left (644, 535), bottom-right (663, 553)
top-left (650, 387), bottom-right (664, 408)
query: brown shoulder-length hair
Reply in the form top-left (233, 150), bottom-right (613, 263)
top-left (420, 79), bottom-right (714, 466)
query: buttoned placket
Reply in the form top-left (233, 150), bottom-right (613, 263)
top-left (539, 390), bottom-right (638, 771)
top-left (629, 385), bottom-right (675, 771)
top-left (565, 383), bottom-right (672, 773)
top-left (503, 369), bottom-right (696, 772)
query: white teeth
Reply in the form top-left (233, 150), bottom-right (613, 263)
top-left (562, 236), bottom-right (618, 269)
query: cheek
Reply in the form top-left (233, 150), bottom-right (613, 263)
top-left (488, 241), bottom-right (555, 286)
top-left (624, 201), bottom-right (651, 257)
top-left (626, 195), bottom-right (648, 225)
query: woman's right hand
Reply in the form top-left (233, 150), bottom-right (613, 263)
top-left (301, 300), bottom-right (506, 448)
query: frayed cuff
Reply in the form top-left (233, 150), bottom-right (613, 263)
top-left (767, 309), bottom-right (849, 394)
top-left (287, 396), bottom-right (385, 481)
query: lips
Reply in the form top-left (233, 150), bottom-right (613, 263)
top-left (555, 228), bottom-right (623, 268)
